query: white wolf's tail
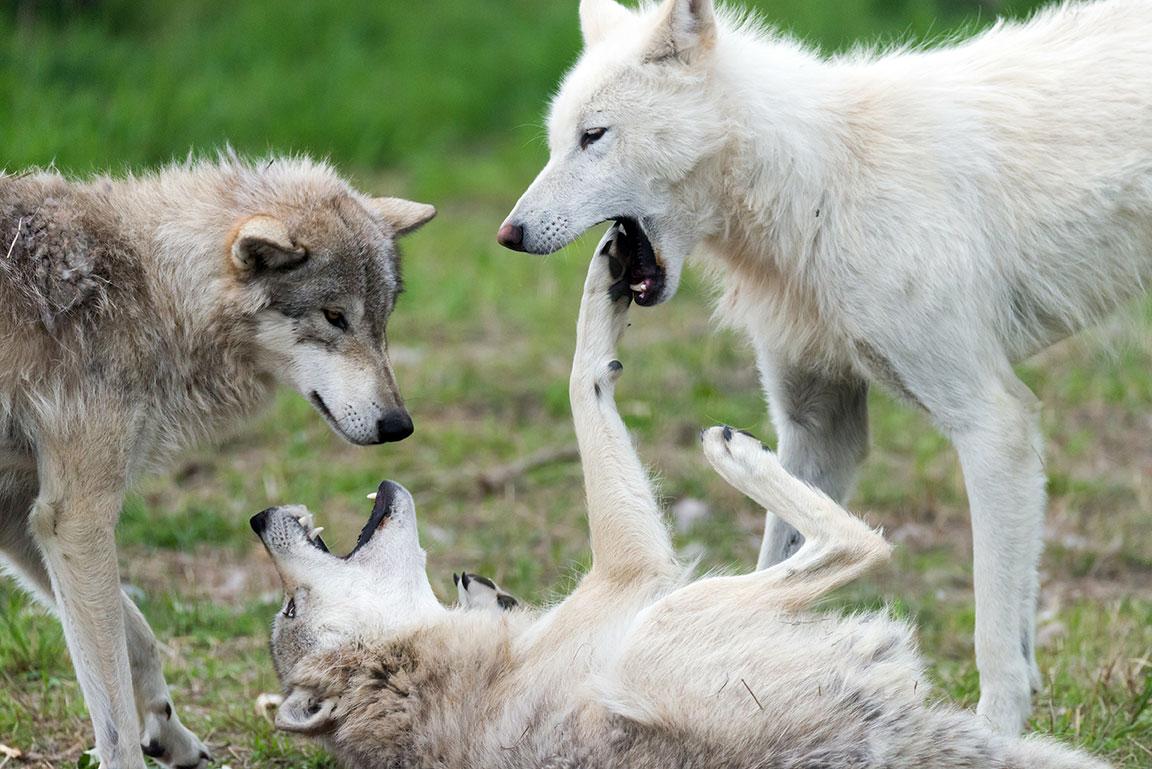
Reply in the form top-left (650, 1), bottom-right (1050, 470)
top-left (1005, 737), bottom-right (1112, 769)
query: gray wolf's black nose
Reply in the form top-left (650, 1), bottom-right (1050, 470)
top-left (377, 410), bottom-right (414, 443)
top-left (497, 222), bottom-right (525, 251)
top-left (250, 508), bottom-right (274, 535)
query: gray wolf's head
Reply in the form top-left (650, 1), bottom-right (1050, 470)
top-left (229, 163), bottom-right (436, 444)
top-left (251, 482), bottom-right (520, 738)
top-left (251, 482), bottom-right (443, 689)
top-left (498, 0), bottom-right (726, 307)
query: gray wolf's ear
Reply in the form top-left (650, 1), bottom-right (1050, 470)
top-left (645, 0), bottom-right (716, 64)
top-left (231, 215), bottom-right (308, 275)
top-left (368, 197), bottom-right (437, 236)
top-left (456, 571), bottom-right (520, 613)
top-left (580, 0), bottom-right (633, 47)
top-left (274, 688), bottom-right (339, 736)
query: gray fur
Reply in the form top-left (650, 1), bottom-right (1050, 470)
top-left (0, 155), bottom-right (433, 769)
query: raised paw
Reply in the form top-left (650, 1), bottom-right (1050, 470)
top-left (140, 704), bottom-right (211, 769)
top-left (700, 425), bottom-right (780, 491)
top-left (576, 227), bottom-right (632, 350)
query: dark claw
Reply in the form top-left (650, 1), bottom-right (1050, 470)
top-left (722, 426), bottom-right (733, 442)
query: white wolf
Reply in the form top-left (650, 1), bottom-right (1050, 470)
top-left (252, 243), bottom-right (1108, 769)
top-left (498, 0), bottom-right (1152, 733)
top-left (0, 156), bottom-right (434, 769)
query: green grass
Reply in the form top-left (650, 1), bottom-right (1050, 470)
top-left (2, 0), bottom-right (1150, 767)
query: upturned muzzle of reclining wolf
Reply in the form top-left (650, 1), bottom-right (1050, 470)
top-left (0, 154), bottom-right (434, 769)
top-left (253, 236), bottom-right (1108, 769)
top-left (498, 0), bottom-right (1152, 734)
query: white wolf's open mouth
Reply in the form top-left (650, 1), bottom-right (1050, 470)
top-left (607, 217), bottom-right (665, 306)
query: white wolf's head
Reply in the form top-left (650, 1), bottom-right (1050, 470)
top-left (228, 162), bottom-right (436, 445)
top-left (251, 482), bottom-right (443, 693)
top-left (498, 0), bottom-right (726, 306)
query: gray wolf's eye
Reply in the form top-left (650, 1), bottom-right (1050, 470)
top-left (580, 127), bottom-right (608, 150)
top-left (323, 309), bottom-right (349, 332)
top-left (283, 597), bottom-right (296, 618)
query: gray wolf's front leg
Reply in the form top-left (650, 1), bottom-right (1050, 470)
top-left (2, 470), bottom-right (210, 769)
top-left (757, 355), bottom-right (870, 568)
top-left (570, 228), bottom-right (677, 587)
top-left (30, 453), bottom-right (144, 769)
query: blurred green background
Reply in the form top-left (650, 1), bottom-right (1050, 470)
top-left (2, 1), bottom-right (1150, 768)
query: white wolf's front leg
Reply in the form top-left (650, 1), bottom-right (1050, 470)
top-left (570, 228), bottom-right (677, 587)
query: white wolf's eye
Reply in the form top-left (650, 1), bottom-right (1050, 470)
top-left (322, 309), bottom-right (349, 332)
top-left (580, 127), bottom-right (608, 150)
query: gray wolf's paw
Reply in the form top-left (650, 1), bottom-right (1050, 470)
top-left (141, 705), bottom-right (211, 769)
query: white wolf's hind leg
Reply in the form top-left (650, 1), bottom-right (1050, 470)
top-left (699, 426), bottom-right (890, 608)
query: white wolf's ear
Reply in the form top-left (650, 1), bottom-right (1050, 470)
top-left (274, 688), bottom-right (339, 736)
top-left (645, 0), bottom-right (716, 65)
top-left (368, 197), bottom-right (437, 236)
top-left (231, 215), bottom-right (308, 275)
top-left (580, 0), bottom-right (633, 47)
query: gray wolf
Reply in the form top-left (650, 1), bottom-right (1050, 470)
top-left (497, 0), bottom-right (1152, 732)
top-left (0, 155), bottom-right (435, 769)
top-left (252, 241), bottom-right (1108, 769)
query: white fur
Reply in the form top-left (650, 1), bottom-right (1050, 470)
top-left (256, 247), bottom-right (1109, 768)
top-left (502, 0), bottom-right (1152, 733)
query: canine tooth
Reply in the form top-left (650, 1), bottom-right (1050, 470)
top-left (366, 492), bottom-right (378, 501)
top-left (630, 282), bottom-right (647, 292)
top-left (309, 527), bottom-right (324, 540)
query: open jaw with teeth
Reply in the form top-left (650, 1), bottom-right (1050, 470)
top-left (293, 509), bottom-right (330, 552)
top-left (289, 486), bottom-right (394, 557)
top-left (609, 217), bottom-right (665, 307)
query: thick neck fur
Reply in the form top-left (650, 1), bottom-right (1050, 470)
top-left (0, 159), bottom-right (342, 464)
top-left (682, 20), bottom-right (850, 365)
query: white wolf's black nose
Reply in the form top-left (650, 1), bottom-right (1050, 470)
top-left (497, 222), bottom-right (525, 251)
top-left (377, 410), bottom-right (414, 443)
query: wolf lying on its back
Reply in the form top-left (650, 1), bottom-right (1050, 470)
top-left (499, 0), bottom-right (1152, 732)
top-left (252, 239), bottom-right (1107, 769)
top-left (0, 156), bottom-right (434, 769)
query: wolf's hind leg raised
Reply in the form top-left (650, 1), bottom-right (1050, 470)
top-left (692, 426), bottom-right (890, 610)
top-left (570, 232), bottom-right (677, 587)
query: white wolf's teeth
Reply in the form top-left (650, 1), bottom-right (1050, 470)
top-left (630, 282), bottom-right (647, 293)
top-left (308, 527), bottom-right (324, 540)
top-left (295, 513), bottom-right (314, 530)
top-left (366, 492), bottom-right (377, 501)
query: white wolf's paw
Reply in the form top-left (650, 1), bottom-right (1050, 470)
top-left (141, 705), bottom-right (211, 769)
top-left (700, 425), bottom-right (781, 491)
top-left (976, 676), bottom-right (1033, 736)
